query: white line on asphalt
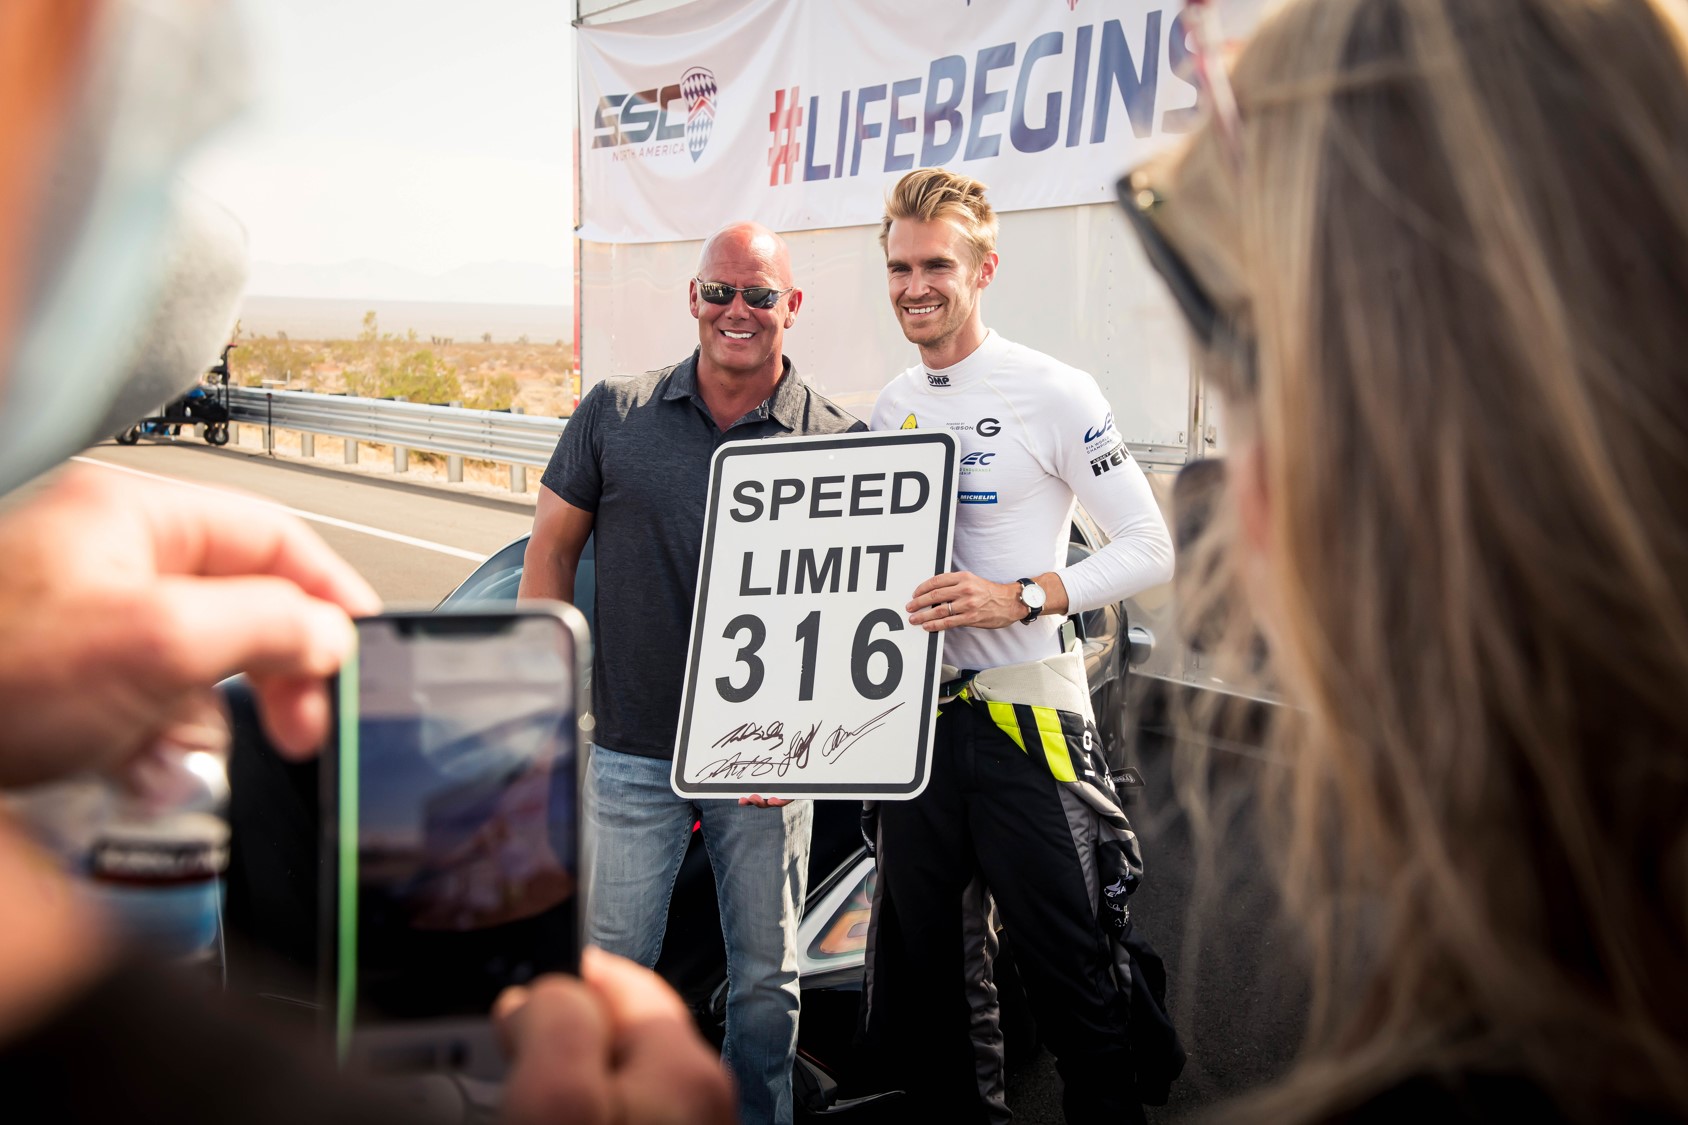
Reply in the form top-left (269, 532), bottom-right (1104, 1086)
top-left (70, 455), bottom-right (490, 562)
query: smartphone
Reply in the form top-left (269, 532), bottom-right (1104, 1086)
top-left (321, 605), bottom-right (590, 1078)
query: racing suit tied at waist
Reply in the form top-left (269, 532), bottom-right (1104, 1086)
top-left (939, 649), bottom-right (1143, 929)
top-left (940, 649), bottom-right (1186, 1104)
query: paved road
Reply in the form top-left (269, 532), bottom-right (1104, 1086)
top-left (72, 436), bottom-right (536, 605)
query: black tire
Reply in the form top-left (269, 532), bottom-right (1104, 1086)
top-left (115, 426), bottom-right (141, 445)
top-left (205, 423), bottom-right (230, 447)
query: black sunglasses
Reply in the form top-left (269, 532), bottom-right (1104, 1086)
top-left (1116, 168), bottom-right (1255, 388)
top-left (694, 279), bottom-right (794, 310)
top-left (1116, 170), bottom-right (1221, 348)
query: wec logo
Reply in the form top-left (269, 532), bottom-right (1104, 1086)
top-left (593, 66), bottom-right (719, 162)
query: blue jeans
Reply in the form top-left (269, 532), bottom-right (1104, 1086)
top-left (583, 746), bottom-right (811, 1125)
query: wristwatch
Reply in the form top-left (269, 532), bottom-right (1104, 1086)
top-left (1016, 578), bottom-right (1046, 625)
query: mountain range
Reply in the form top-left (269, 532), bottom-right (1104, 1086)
top-left (247, 259), bottom-right (572, 307)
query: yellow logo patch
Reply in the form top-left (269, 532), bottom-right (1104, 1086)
top-left (901, 413), bottom-right (918, 430)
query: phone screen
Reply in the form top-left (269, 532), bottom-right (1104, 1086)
top-left (325, 609), bottom-right (584, 1073)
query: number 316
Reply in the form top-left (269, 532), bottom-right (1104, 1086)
top-left (716, 609), bottom-right (903, 703)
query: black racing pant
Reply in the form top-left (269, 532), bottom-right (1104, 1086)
top-left (862, 699), bottom-right (1145, 1125)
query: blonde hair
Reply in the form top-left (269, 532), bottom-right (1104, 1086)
top-left (1160, 0), bottom-right (1688, 1116)
top-left (878, 167), bottom-right (999, 264)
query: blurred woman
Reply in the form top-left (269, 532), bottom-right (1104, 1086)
top-left (1122, 0), bottom-right (1688, 1118)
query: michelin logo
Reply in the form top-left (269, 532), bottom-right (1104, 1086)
top-left (959, 491), bottom-right (998, 504)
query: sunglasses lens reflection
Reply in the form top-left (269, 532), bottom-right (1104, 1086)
top-left (698, 282), bottom-right (781, 309)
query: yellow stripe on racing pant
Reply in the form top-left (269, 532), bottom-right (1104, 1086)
top-left (975, 695), bottom-right (1080, 783)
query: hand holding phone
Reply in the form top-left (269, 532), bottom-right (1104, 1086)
top-left (323, 606), bottom-right (589, 1079)
top-left (494, 949), bottom-right (736, 1125)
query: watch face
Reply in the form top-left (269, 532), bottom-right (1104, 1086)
top-left (1021, 581), bottom-right (1046, 610)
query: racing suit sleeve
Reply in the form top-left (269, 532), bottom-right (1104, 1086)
top-left (1050, 380), bottom-right (1175, 613)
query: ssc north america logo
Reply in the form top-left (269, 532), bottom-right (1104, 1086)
top-left (682, 67), bottom-right (717, 163)
top-left (592, 67), bottom-right (719, 161)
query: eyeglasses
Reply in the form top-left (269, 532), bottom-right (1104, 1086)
top-left (1116, 168), bottom-right (1256, 389)
top-left (1114, 0), bottom-right (1254, 386)
top-left (693, 279), bottom-right (794, 309)
top-left (1117, 171), bottom-right (1220, 350)
top-left (1115, 0), bottom-right (1237, 348)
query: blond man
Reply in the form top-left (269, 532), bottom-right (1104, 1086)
top-left (861, 168), bottom-right (1174, 1124)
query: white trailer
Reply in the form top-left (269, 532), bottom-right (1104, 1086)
top-left (571, 0), bottom-right (1265, 698)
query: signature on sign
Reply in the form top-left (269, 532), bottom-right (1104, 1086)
top-left (699, 703), bottom-right (906, 780)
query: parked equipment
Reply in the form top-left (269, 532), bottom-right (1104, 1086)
top-left (115, 344), bottom-right (235, 446)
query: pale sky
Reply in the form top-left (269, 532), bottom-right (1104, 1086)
top-left (186, 0), bottom-right (576, 303)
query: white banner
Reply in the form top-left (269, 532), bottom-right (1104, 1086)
top-left (578, 0), bottom-right (1236, 244)
top-left (672, 431), bottom-right (958, 800)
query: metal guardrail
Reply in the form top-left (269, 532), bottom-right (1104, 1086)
top-left (226, 386), bottom-right (566, 468)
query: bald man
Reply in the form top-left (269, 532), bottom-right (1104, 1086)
top-left (521, 222), bottom-right (863, 1125)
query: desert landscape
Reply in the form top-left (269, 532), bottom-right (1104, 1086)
top-left (219, 303), bottom-right (575, 495)
top-left (229, 309), bottom-right (577, 418)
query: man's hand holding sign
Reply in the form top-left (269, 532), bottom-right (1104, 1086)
top-left (673, 430), bottom-right (957, 800)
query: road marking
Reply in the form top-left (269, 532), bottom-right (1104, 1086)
top-left (70, 455), bottom-right (490, 562)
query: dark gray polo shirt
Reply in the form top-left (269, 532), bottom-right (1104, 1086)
top-left (541, 350), bottom-right (864, 760)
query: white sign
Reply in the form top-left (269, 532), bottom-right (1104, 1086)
top-left (672, 431), bottom-right (958, 799)
top-left (578, 0), bottom-right (1266, 244)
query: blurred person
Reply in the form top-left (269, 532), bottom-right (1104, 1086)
top-left (861, 168), bottom-right (1177, 1125)
top-left (520, 221), bottom-right (862, 1125)
top-left (1123, 0), bottom-right (1688, 1119)
top-left (0, 1), bottom-right (734, 1122)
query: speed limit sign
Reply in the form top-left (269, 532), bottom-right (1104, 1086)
top-left (672, 430), bottom-right (957, 800)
